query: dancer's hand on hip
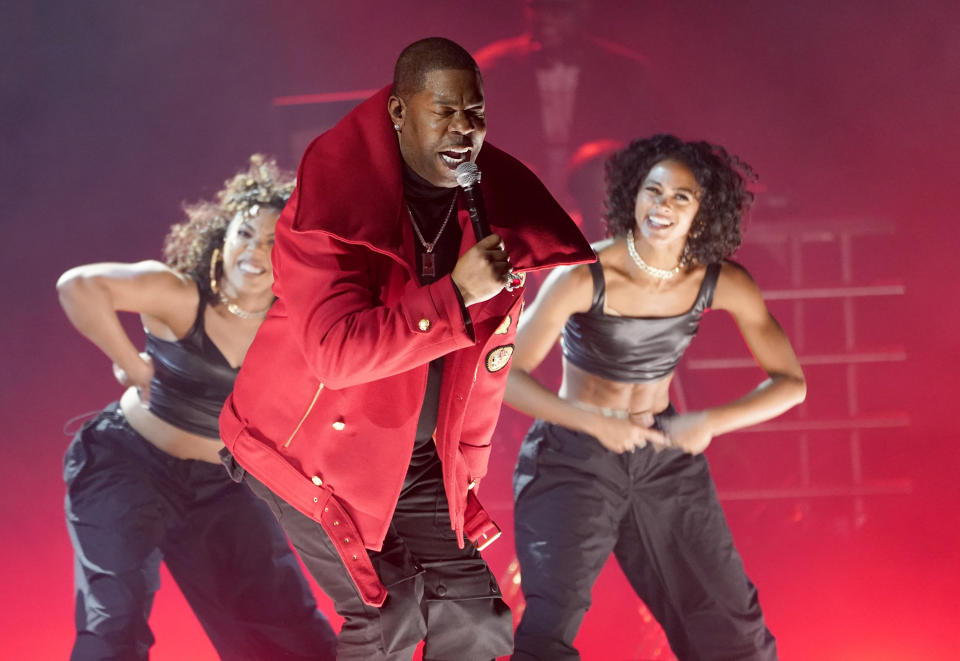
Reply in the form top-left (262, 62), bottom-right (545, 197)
top-left (113, 352), bottom-right (154, 403)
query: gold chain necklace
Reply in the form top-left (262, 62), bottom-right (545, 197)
top-left (626, 229), bottom-right (681, 280)
top-left (406, 191), bottom-right (458, 278)
top-left (218, 292), bottom-right (270, 319)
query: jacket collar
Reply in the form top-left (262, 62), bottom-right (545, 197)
top-left (292, 85), bottom-right (594, 273)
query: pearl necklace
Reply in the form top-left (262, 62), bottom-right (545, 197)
top-left (626, 229), bottom-right (681, 280)
top-left (219, 292), bottom-right (270, 319)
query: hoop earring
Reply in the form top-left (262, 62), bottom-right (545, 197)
top-left (209, 248), bottom-right (221, 294)
top-left (688, 219), bottom-right (703, 240)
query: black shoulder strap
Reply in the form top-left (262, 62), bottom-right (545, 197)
top-left (699, 262), bottom-right (722, 309)
top-left (587, 260), bottom-right (606, 313)
top-left (185, 281), bottom-right (208, 339)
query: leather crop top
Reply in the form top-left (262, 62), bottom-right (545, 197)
top-left (560, 260), bottom-right (721, 383)
top-left (144, 296), bottom-right (239, 439)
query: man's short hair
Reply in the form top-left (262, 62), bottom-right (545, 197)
top-left (393, 37), bottom-right (481, 100)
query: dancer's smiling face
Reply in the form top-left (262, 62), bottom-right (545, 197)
top-left (389, 68), bottom-right (487, 188)
top-left (220, 206), bottom-right (279, 296)
top-left (633, 159), bottom-right (702, 247)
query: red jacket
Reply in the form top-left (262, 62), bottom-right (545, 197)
top-left (220, 86), bottom-right (593, 606)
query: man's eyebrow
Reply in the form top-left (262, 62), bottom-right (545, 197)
top-left (433, 97), bottom-right (484, 108)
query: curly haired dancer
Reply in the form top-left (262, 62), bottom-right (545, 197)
top-left (57, 156), bottom-right (336, 661)
top-left (506, 135), bottom-right (805, 660)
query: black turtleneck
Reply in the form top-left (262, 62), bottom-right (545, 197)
top-left (401, 163), bottom-right (465, 489)
top-left (402, 163), bottom-right (463, 286)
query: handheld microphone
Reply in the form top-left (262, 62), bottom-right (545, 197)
top-left (455, 161), bottom-right (523, 292)
top-left (454, 162), bottom-right (490, 241)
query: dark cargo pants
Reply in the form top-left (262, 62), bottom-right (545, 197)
top-left (512, 415), bottom-right (778, 661)
top-left (237, 449), bottom-right (513, 661)
top-left (64, 404), bottom-right (336, 661)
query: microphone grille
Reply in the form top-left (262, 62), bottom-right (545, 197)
top-left (455, 161), bottom-right (481, 188)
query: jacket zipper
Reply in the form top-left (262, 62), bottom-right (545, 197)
top-left (284, 382), bottom-right (324, 448)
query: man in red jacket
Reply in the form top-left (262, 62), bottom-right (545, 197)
top-left (219, 37), bottom-right (593, 660)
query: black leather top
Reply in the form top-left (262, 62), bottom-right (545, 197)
top-left (145, 295), bottom-right (239, 439)
top-left (561, 260), bottom-right (720, 383)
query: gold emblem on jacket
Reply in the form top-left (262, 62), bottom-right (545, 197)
top-left (485, 344), bottom-right (514, 373)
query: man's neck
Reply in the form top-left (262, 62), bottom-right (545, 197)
top-left (402, 162), bottom-right (454, 203)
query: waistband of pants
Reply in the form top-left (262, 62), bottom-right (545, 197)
top-left (84, 402), bottom-right (227, 472)
top-left (568, 401), bottom-right (676, 428)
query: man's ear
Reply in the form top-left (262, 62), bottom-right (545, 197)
top-left (387, 95), bottom-right (405, 130)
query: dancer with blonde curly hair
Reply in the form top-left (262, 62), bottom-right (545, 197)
top-left (58, 156), bottom-right (336, 660)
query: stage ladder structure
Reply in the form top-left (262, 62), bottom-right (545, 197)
top-left (676, 218), bottom-right (911, 526)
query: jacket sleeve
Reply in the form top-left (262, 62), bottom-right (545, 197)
top-left (272, 197), bottom-right (475, 390)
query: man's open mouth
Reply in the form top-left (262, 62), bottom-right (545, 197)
top-left (439, 148), bottom-right (471, 168)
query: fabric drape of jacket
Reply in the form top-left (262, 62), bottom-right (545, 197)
top-left (220, 84), bottom-right (594, 606)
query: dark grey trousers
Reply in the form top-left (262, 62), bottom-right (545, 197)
top-left (238, 451), bottom-right (514, 661)
top-left (512, 416), bottom-right (778, 661)
top-left (64, 404), bottom-right (336, 661)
